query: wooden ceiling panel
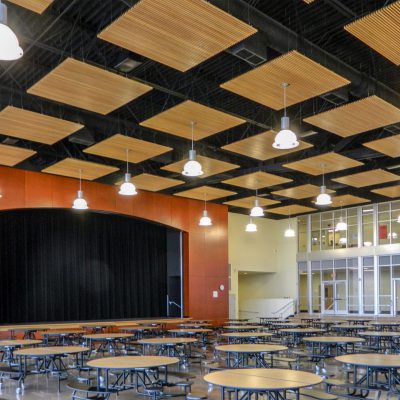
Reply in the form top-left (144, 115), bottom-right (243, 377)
top-left (345, 2), bottom-right (400, 65)
top-left (221, 130), bottom-right (313, 160)
top-left (329, 194), bottom-right (371, 207)
top-left (272, 184), bottom-right (335, 199)
top-left (303, 96), bottom-right (400, 137)
top-left (222, 171), bottom-right (292, 189)
top-left (0, 144), bottom-right (36, 166)
top-left (83, 134), bottom-right (172, 163)
top-left (220, 50), bottom-right (350, 110)
top-left (371, 185), bottom-right (400, 198)
top-left (175, 186), bottom-right (237, 201)
top-left (116, 173), bottom-right (184, 192)
top-left (0, 106), bottom-right (83, 145)
top-left (267, 204), bottom-right (317, 216)
top-left (363, 134), bottom-right (400, 158)
top-left (42, 158), bottom-right (118, 180)
top-left (284, 153), bottom-right (363, 176)
top-left (7, 0), bottom-right (53, 14)
top-left (98, 0), bottom-right (257, 72)
top-left (28, 58), bottom-right (152, 115)
top-left (140, 101), bottom-right (245, 140)
top-left (224, 196), bottom-right (280, 209)
top-left (161, 155), bottom-right (239, 178)
top-left (332, 169), bottom-right (399, 188)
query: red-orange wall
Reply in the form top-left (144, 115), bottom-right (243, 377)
top-left (0, 166), bottom-right (229, 321)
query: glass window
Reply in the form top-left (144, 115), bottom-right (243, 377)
top-left (362, 206), bottom-right (374, 247)
top-left (363, 264), bottom-right (375, 314)
top-left (298, 262), bottom-right (308, 312)
top-left (348, 258), bottom-right (359, 314)
top-left (379, 265), bottom-right (391, 314)
top-left (311, 261), bottom-right (321, 312)
top-left (322, 260), bottom-right (334, 281)
top-left (298, 216), bottom-right (308, 253)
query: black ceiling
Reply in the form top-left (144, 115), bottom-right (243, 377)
top-left (1, 0), bottom-right (399, 218)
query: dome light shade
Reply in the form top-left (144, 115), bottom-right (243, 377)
top-left (339, 237), bottom-right (347, 245)
top-left (335, 219), bottom-right (347, 231)
top-left (119, 173), bottom-right (137, 196)
top-left (182, 149), bottom-right (203, 177)
top-left (272, 117), bottom-right (299, 150)
top-left (284, 224), bottom-right (295, 238)
top-left (0, 2), bottom-right (23, 61)
top-left (316, 185), bottom-right (332, 205)
top-left (397, 215), bottom-right (400, 223)
top-left (246, 218), bottom-right (257, 232)
top-left (72, 190), bottom-right (88, 210)
top-left (199, 209), bottom-right (212, 226)
top-left (250, 198), bottom-right (264, 217)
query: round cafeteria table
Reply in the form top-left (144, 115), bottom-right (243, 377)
top-left (270, 322), bottom-right (308, 332)
top-left (119, 326), bottom-right (159, 339)
top-left (220, 332), bottom-right (272, 344)
top-left (81, 323), bottom-right (115, 334)
top-left (0, 339), bottom-right (42, 361)
top-left (369, 321), bottom-right (400, 331)
top-left (303, 336), bottom-right (365, 358)
top-left (215, 344), bottom-right (287, 368)
top-left (87, 355), bottom-right (179, 392)
top-left (83, 333), bottom-right (133, 355)
top-left (7, 326), bottom-right (50, 340)
top-left (42, 330), bottom-right (85, 346)
top-left (311, 321), bottom-right (338, 330)
top-left (357, 331), bottom-right (400, 352)
top-left (345, 318), bottom-right (371, 325)
top-left (332, 324), bottom-right (368, 336)
top-left (279, 328), bottom-right (324, 345)
top-left (179, 323), bottom-right (212, 329)
top-left (168, 328), bottom-right (212, 346)
top-left (222, 325), bottom-right (260, 332)
top-left (204, 368), bottom-right (322, 399)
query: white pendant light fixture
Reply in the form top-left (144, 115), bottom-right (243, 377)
top-left (397, 215), bottom-right (400, 224)
top-left (182, 121), bottom-right (203, 177)
top-left (119, 148), bottom-right (137, 196)
top-left (284, 212), bottom-right (295, 238)
top-left (72, 169), bottom-right (88, 210)
top-left (245, 216), bottom-right (257, 232)
top-left (250, 184), bottom-right (264, 217)
top-left (272, 82), bottom-right (299, 150)
top-left (0, 1), bottom-right (23, 61)
top-left (199, 193), bottom-right (212, 226)
top-left (315, 165), bottom-right (332, 206)
top-left (335, 201), bottom-right (347, 231)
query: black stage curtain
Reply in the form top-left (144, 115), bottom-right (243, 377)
top-left (0, 209), bottom-right (168, 323)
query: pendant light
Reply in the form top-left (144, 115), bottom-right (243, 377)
top-left (182, 121), bottom-right (203, 177)
top-left (397, 215), bottom-right (400, 224)
top-left (0, 1), bottom-right (23, 61)
top-left (315, 165), bottom-right (332, 206)
top-left (272, 82), bottom-right (299, 150)
top-left (119, 149), bottom-right (137, 196)
top-left (199, 193), bottom-right (212, 226)
top-left (250, 185), bottom-right (264, 217)
top-left (284, 212), bottom-right (295, 238)
top-left (335, 201), bottom-right (347, 231)
top-left (72, 169), bottom-right (88, 210)
top-left (245, 216), bottom-right (257, 232)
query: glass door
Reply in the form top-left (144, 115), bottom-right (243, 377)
top-left (322, 282), bottom-right (334, 314)
top-left (322, 281), bottom-right (347, 314)
top-left (336, 281), bottom-right (347, 314)
top-left (393, 279), bottom-right (400, 315)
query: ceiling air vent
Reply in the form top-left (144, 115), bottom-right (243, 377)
top-left (383, 124), bottom-right (400, 134)
top-left (2, 137), bottom-right (19, 145)
top-left (68, 128), bottom-right (95, 146)
top-left (320, 87), bottom-right (348, 105)
top-left (115, 57), bottom-right (142, 73)
top-left (227, 35), bottom-right (267, 67)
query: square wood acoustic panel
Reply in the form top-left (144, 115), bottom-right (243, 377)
top-left (0, 106), bottom-right (84, 145)
top-left (98, 0), bottom-right (257, 72)
top-left (329, 194), bottom-right (371, 207)
top-left (220, 50), bottom-right (349, 110)
top-left (371, 185), bottom-right (400, 198)
top-left (284, 153), bottom-right (363, 176)
top-left (345, 2), bottom-right (400, 65)
top-left (0, 144), bottom-right (36, 166)
top-left (221, 130), bottom-right (312, 160)
top-left (116, 173), bottom-right (184, 192)
top-left (28, 58), bottom-right (152, 115)
top-left (267, 204), bottom-right (317, 216)
top-left (7, 0), bottom-right (53, 14)
top-left (174, 186), bottom-right (237, 201)
top-left (272, 184), bottom-right (335, 199)
top-left (42, 158), bottom-right (119, 180)
top-left (83, 134), bottom-right (172, 163)
top-left (162, 155), bottom-right (239, 178)
top-left (332, 169), bottom-right (399, 188)
top-left (224, 196), bottom-right (279, 209)
top-left (303, 96), bottom-right (400, 137)
top-left (222, 171), bottom-right (292, 190)
top-left (140, 101), bottom-right (245, 140)
top-left (363, 134), bottom-right (400, 158)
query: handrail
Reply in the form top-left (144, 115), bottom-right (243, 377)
top-left (272, 300), bottom-right (295, 315)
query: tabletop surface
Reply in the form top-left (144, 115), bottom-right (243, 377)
top-left (179, 323), bottom-right (212, 327)
top-left (119, 326), bottom-right (159, 331)
top-left (81, 323), bottom-right (116, 328)
top-left (358, 331), bottom-right (400, 337)
top-left (87, 355), bottom-right (179, 369)
top-left (223, 325), bottom-right (261, 330)
top-left (271, 323), bottom-right (308, 327)
top-left (15, 346), bottom-right (89, 356)
top-left (336, 353), bottom-right (400, 367)
top-left (332, 325), bottom-right (368, 329)
top-left (221, 332), bottom-right (273, 338)
top-left (204, 368), bottom-right (322, 390)
top-left (43, 330), bottom-right (85, 335)
top-left (0, 339), bottom-right (42, 347)
top-left (303, 336), bottom-right (365, 344)
top-left (138, 337), bottom-right (197, 345)
top-left (279, 328), bottom-right (325, 334)
top-left (83, 333), bottom-right (133, 339)
top-left (369, 322), bottom-right (400, 326)
top-left (215, 344), bottom-right (287, 353)
top-left (168, 329), bottom-right (212, 333)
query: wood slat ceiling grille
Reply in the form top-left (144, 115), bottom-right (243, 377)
top-left (98, 0), bottom-right (257, 72)
top-left (363, 134), bottom-right (400, 158)
top-left (303, 96), bottom-right (400, 137)
top-left (283, 153), bottom-right (363, 176)
top-left (174, 186), bottom-right (237, 201)
top-left (0, 106), bottom-right (84, 145)
top-left (329, 194), bottom-right (371, 207)
top-left (224, 196), bottom-right (280, 208)
top-left (222, 171), bottom-right (292, 189)
top-left (28, 58), bottom-right (152, 115)
top-left (272, 184), bottom-right (334, 199)
top-left (42, 158), bottom-right (119, 180)
top-left (7, 0), bottom-right (54, 14)
top-left (140, 100), bottom-right (245, 140)
top-left (332, 169), bottom-right (399, 188)
top-left (221, 130), bottom-right (312, 161)
top-left (161, 155), bottom-right (239, 178)
top-left (0, 144), bottom-right (36, 167)
top-left (116, 173), bottom-right (184, 192)
top-left (83, 134), bottom-right (172, 163)
top-left (371, 185), bottom-right (400, 198)
top-left (220, 50), bottom-right (350, 110)
top-left (267, 204), bottom-right (317, 215)
top-left (345, 1), bottom-right (400, 65)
